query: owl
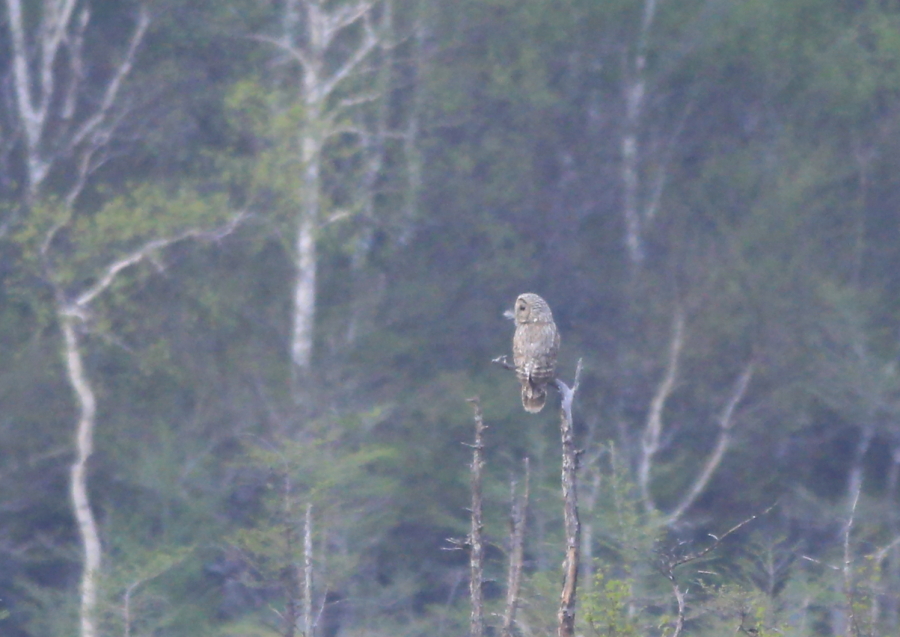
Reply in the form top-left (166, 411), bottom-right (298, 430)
top-left (510, 293), bottom-right (560, 413)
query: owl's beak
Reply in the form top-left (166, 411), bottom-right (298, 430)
top-left (503, 309), bottom-right (515, 320)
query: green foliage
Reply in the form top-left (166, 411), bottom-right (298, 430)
top-left (582, 566), bottom-right (639, 637)
top-left (223, 419), bottom-right (401, 632)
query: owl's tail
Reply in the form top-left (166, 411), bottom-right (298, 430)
top-left (521, 383), bottom-right (546, 413)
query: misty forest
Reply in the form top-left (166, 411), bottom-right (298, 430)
top-left (4, 0), bottom-right (900, 636)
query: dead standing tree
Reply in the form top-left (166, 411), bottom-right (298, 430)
top-left (555, 360), bottom-right (583, 637)
top-left (464, 398), bottom-right (487, 637)
top-left (491, 356), bottom-right (584, 637)
top-left (460, 398), bottom-right (532, 637)
top-left (501, 457), bottom-right (529, 637)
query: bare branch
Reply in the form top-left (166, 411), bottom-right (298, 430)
top-left (320, 11), bottom-right (379, 101)
top-left (5, 0), bottom-right (67, 189)
top-left (659, 503), bottom-right (775, 637)
top-left (61, 6), bottom-right (90, 120)
top-left (639, 308), bottom-right (685, 512)
top-left (71, 213), bottom-right (245, 310)
top-left (248, 33), bottom-right (312, 70)
top-left (326, 0), bottom-right (374, 35)
top-left (665, 361), bottom-right (754, 525)
top-left (667, 503), bottom-right (777, 572)
top-left (331, 91), bottom-right (382, 117)
top-left (67, 6), bottom-right (150, 153)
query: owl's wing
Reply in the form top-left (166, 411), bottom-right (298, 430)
top-left (514, 322), bottom-right (558, 384)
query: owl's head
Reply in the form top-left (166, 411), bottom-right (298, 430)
top-left (511, 293), bottom-right (554, 324)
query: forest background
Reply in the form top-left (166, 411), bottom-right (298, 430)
top-left (3, 0), bottom-right (900, 636)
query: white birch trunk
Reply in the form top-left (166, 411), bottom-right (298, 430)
top-left (292, 209), bottom-right (318, 373)
top-left (49, 220), bottom-right (243, 637)
top-left (3, 0), bottom-right (148, 205)
top-left (290, 10), bottom-right (323, 375)
top-left (620, 0), bottom-right (657, 268)
top-left (272, 0), bottom-right (382, 378)
top-left (60, 312), bottom-right (101, 637)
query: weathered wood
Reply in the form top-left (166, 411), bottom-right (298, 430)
top-left (555, 360), bottom-right (583, 637)
top-left (466, 397), bottom-right (487, 637)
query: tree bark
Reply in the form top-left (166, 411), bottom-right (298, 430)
top-left (620, 0), bottom-right (658, 268)
top-left (466, 397), bottom-right (486, 637)
top-left (556, 361), bottom-right (582, 637)
top-left (501, 457), bottom-right (529, 637)
top-left (3, 0), bottom-right (148, 206)
top-left (61, 312), bottom-right (101, 637)
top-left (639, 309), bottom-right (684, 512)
top-left (270, 0), bottom-right (382, 380)
top-left (304, 503), bottom-right (314, 637)
top-left (47, 218), bottom-right (243, 637)
top-left (665, 362), bottom-right (754, 525)
top-left (292, 209), bottom-right (318, 375)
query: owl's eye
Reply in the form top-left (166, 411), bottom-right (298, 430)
top-left (518, 303), bottom-right (525, 311)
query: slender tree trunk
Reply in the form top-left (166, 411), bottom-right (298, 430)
top-left (291, 86), bottom-right (322, 375)
top-left (501, 457), bottom-right (529, 637)
top-left (289, 0), bottom-right (325, 378)
top-left (272, 0), bottom-right (386, 381)
top-left (620, 0), bottom-right (657, 268)
top-left (304, 503), bottom-right (314, 637)
top-left (556, 362), bottom-right (582, 637)
top-left (638, 309), bottom-right (683, 512)
top-left (466, 398), bottom-right (486, 637)
top-left (292, 209), bottom-right (318, 375)
top-left (61, 312), bottom-right (101, 637)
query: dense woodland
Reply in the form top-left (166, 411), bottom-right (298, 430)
top-left (3, 0), bottom-right (900, 635)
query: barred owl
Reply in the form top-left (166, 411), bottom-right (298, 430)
top-left (510, 293), bottom-right (560, 413)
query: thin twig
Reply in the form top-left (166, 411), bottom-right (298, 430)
top-left (659, 503), bottom-right (776, 637)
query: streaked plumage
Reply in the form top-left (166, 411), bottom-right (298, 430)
top-left (510, 293), bottom-right (559, 413)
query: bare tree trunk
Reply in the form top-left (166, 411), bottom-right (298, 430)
top-left (3, 0), bottom-right (148, 207)
top-left (4, 0), bottom-right (77, 198)
top-left (842, 488), bottom-right (861, 637)
top-left (61, 313), bottom-right (101, 637)
top-left (555, 361), bottom-right (583, 637)
top-left (292, 210), bottom-right (318, 375)
top-left (639, 309), bottom-right (684, 512)
top-left (620, 0), bottom-right (658, 268)
top-left (283, 476), bottom-right (299, 637)
top-left (46, 219), bottom-right (243, 637)
top-left (466, 398), bottom-right (486, 637)
top-left (846, 421), bottom-right (875, 511)
top-left (501, 457), bottom-right (529, 637)
top-left (269, 0), bottom-right (382, 381)
top-left (304, 503), bottom-right (314, 637)
top-left (665, 362), bottom-right (754, 525)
